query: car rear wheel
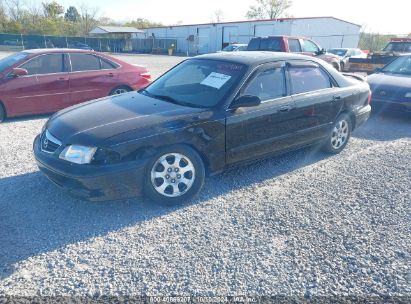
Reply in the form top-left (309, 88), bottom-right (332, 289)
top-left (0, 104), bottom-right (5, 123)
top-left (109, 86), bottom-right (131, 95)
top-left (144, 145), bottom-right (205, 205)
top-left (322, 113), bottom-right (351, 154)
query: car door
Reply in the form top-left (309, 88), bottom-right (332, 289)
top-left (286, 60), bottom-right (340, 144)
top-left (226, 61), bottom-right (298, 164)
top-left (3, 53), bottom-right (69, 116)
top-left (301, 39), bottom-right (321, 57)
top-left (68, 52), bottom-right (119, 106)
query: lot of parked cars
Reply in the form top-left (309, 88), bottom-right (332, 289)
top-left (0, 34), bottom-right (409, 203)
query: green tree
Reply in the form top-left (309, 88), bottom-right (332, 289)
top-left (42, 1), bottom-right (64, 19)
top-left (64, 6), bottom-right (79, 22)
top-left (124, 18), bottom-right (163, 29)
top-left (246, 0), bottom-right (292, 20)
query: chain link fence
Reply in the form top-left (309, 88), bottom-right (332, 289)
top-left (0, 33), bottom-right (177, 54)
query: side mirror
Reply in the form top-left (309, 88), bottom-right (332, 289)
top-left (231, 95), bottom-right (261, 109)
top-left (11, 67), bottom-right (28, 77)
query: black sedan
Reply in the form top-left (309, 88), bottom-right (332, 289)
top-left (367, 55), bottom-right (411, 113)
top-left (33, 52), bottom-right (371, 204)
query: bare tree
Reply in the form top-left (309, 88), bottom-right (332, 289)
top-left (211, 8), bottom-right (224, 23)
top-left (5, 0), bottom-right (26, 22)
top-left (77, 3), bottom-right (99, 36)
top-left (246, 0), bottom-right (292, 20)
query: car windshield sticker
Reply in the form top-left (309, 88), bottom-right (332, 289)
top-left (200, 72), bottom-right (231, 89)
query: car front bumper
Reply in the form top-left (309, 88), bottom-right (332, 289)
top-left (33, 135), bottom-right (147, 201)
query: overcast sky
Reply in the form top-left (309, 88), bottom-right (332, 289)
top-left (58, 0), bottom-right (409, 34)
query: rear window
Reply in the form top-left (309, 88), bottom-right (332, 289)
top-left (247, 38), bottom-right (261, 51)
top-left (247, 37), bottom-right (282, 52)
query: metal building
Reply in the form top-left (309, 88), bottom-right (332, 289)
top-left (145, 17), bottom-right (361, 55)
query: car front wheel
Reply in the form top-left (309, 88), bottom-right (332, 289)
top-left (109, 86), bottom-right (131, 95)
top-left (0, 104), bottom-right (5, 123)
top-left (144, 146), bottom-right (205, 205)
top-left (323, 114), bottom-right (351, 154)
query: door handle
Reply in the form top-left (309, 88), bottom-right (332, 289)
top-left (332, 95), bottom-right (341, 101)
top-left (107, 73), bottom-right (114, 77)
top-left (57, 77), bottom-right (66, 81)
top-left (279, 105), bottom-right (292, 112)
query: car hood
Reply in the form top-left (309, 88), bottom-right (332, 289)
top-left (46, 92), bottom-right (209, 146)
top-left (367, 73), bottom-right (411, 101)
top-left (318, 53), bottom-right (340, 61)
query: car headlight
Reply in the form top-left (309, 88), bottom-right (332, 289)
top-left (59, 145), bottom-right (97, 164)
top-left (405, 92), bottom-right (411, 98)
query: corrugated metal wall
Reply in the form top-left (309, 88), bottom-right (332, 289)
top-left (146, 17), bottom-right (360, 55)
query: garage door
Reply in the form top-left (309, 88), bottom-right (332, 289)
top-left (198, 27), bottom-right (211, 54)
top-left (222, 26), bottom-right (239, 48)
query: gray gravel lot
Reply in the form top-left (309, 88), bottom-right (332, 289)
top-left (0, 52), bottom-right (410, 298)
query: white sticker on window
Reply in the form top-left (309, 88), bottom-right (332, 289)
top-left (200, 72), bottom-right (231, 89)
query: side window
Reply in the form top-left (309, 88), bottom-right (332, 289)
top-left (289, 66), bottom-right (332, 94)
top-left (303, 40), bottom-right (320, 53)
top-left (288, 39), bottom-right (302, 52)
top-left (70, 53), bottom-right (101, 72)
top-left (20, 54), bottom-right (63, 75)
top-left (243, 67), bottom-right (286, 101)
top-left (100, 57), bottom-right (118, 69)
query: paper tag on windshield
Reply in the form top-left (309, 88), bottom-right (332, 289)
top-left (200, 72), bottom-right (231, 89)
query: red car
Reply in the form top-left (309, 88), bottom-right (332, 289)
top-left (0, 49), bottom-right (151, 122)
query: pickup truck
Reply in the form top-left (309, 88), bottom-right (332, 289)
top-left (247, 35), bottom-right (341, 70)
top-left (348, 37), bottom-right (411, 74)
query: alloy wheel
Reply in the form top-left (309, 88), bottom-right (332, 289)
top-left (331, 119), bottom-right (349, 149)
top-left (150, 153), bottom-right (195, 198)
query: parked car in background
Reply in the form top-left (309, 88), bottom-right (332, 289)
top-left (247, 35), bottom-right (342, 70)
top-left (0, 49), bottom-right (151, 122)
top-left (349, 37), bottom-right (411, 74)
top-left (34, 52), bottom-right (371, 204)
top-left (328, 48), bottom-right (367, 71)
top-left (67, 41), bottom-right (94, 51)
top-left (220, 44), bottom-right (248, 52)
top-left (367, 54), bottom-right (411, 113)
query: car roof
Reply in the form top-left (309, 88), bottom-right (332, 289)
top-left (194, 51), bottom-right (322, 66)
top-left (22, 48), bottom-right (93, 54)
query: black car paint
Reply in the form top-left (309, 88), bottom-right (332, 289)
top-left (34, 52), bottom-right (371, 201)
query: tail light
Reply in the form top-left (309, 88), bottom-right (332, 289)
top-left (140, 71), bottom-right (151, 80)
top-left (367, 91), bottom-right (372, 104)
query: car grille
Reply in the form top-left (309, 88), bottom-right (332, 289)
top-left (40, 130), bottom-right (62, 154)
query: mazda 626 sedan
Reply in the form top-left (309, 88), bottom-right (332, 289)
top-left (34, 52), bottom-right (371, 204)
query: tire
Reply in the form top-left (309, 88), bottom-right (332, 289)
top-left (332, 62), bottom-right (340, 71)
top-left (144, 145), bottom-right (205, 205)
top-left (0, 103), bottom-right (5, 123)
top-left (109, 86), bottom-right (131, 96)
top-left (322, 113), bottom-right (352, 154)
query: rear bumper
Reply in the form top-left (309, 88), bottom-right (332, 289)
top-left (371, 98), bottom-right (411, 112)
top-left (354, 105), bottom-right (372, 129)
top-left (33, 135), bottom-right (147, 201)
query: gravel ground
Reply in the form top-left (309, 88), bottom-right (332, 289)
top-left (0, 52), bottom-right (410, 298)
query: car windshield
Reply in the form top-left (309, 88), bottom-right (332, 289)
top-left (383, 42), bottom-right (411, 52)
top-left (141, 59), bottom-right (247, 108)
top-left (0, 52), bottom-right (29, 73)
top-left (381, 56), bottom-right (411, 75)
top-left (222, 45), bottom-right (236, 51)
top-left (329, 49), bottom-right (347, 56)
